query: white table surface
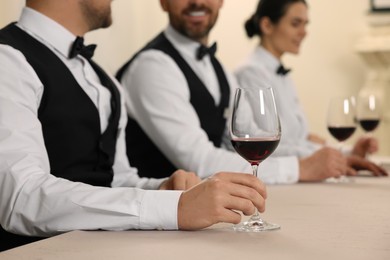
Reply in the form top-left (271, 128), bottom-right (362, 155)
top-left (1, 176), bottom-right (389, 260)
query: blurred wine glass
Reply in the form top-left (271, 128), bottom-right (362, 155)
top-left (327, 96), bottom-right (357, 183)
top-left (357, 94), bottom-right (381, 134)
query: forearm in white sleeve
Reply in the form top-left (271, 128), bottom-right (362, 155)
top-left (0, 45), bottom-right (181, 237)
top-left (0, 160), bottom-right (181, 236)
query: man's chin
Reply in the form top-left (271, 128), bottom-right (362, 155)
top-left (185, 28), bottom-right (210, 40)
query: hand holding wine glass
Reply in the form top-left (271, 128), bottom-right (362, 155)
top-left (230, 86), bottom-right (281, 232)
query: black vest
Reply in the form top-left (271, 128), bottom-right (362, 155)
top-left (117, 33), bottom-right (230, 178)
top-left (0, 23), bottom-right (120, 250)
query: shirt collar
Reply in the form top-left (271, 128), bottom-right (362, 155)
top-left (164, 25), bottom-right (204, 61)
top-left (17, 7), bottom-right (78, 59)
top-left (253, 46), bottom-right (281, 74)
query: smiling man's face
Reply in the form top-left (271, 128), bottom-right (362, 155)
top-left (160, 0), bottom-right (223, 42)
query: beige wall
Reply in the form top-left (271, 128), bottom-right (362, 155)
top-left (1, 0), bottom-right (388, 154)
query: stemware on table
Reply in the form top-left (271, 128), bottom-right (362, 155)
top-left (230, 86), bottom-right (281, 232)
top-left (326, 96), bottom-right (357, 183)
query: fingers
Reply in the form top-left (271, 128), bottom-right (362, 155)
top-left (171, 170), bottom-right (187, 190)
top-left (218, 208), bottom-right (242, 224)
top-left (158, 180), bottom-right (169, 190)
top-left (225, 181), bottom-right (266, 213)
top-left (379, 166), bottom-right (389, 176)
top-left (366, 163), bottom-right (388, 177)
top-left (185, 172), bottom-right (201, 189)
top-left (163, 170), bottom-right (201, 191)
top-left (324, 150), bottom-right (347, 178)
top-left (353, 137), bottom-right (379, 157)
top-left (347, 156), bottom-right (388, 177)
top-left (367, 138), bottom-right (379, 154)
top-left (328, 160), bottom-right (345, 177)
top-left (213, 172), bottom-right (267, 199)
top-left (346, 167), bottom-right (357, 176)
top-left (225, 196), bottom-right (256, 216)
top-left (364, 163), bottom-right (381, 176)
top-left (174, 170), bottom-right (201, 189)
top-left (177, 172), bottom-right (266, 230)
top-left (210, 173), bottom-right (266, 214)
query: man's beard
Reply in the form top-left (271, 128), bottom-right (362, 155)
top-left (79, 1), bottom-right (112, 31)
top-left (170, 3), bottom-right (218, 41)
top-left (174, 19), bottom-right (214, 40)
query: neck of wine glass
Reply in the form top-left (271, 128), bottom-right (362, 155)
top-left (338, 141), bottom-right (344, 152)
top-left (251, 163), bottom-right (261, 220)
top-left (251, 163), bottom-right (260, 218)
top-left (251, 164), bottom-right (259, 178)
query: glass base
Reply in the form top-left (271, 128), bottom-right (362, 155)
top-left (233, 218), bottom-right (280, 232)
top-left (325, 175), bottom-right (353, 184)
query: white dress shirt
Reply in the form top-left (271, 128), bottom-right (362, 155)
top-left (235, 46), bottom-right (321, 158)
top-left (122, 26), bottom-right (299, 184)
top-left (0, 8), bottom-right (181, 237)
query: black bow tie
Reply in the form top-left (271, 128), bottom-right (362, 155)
top-left (196, 42), bottom-right (217, 60)
top-left (276, 64), bottom-right (291, 76)
top-left (69, 36), bottom-right (97, 60)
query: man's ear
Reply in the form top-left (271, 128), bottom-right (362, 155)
top-left (160, 0), bottom-right (168, 12)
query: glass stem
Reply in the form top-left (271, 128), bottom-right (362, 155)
top-left (365, 132), bottom-right (372, 159)
top-left (251, 163), bottom-right (260, 220)
top-left (337, 141), bottom-right (349, 182)
top-left (338, 141), bottom-right (344, 153)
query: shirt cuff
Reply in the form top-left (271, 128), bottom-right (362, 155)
top-left (276, 156), bottom-right (299, 183)
top-left (139, 190), bottom-right (182, 230)
top-left (258, 156), bottom-right (299, 184)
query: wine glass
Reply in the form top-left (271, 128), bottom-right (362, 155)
top-left (230, 86), bottom-right (281, 232)
top-left (326, 96), bottom-right (357, 182)
top-left (356, 94), bottom-right (381, 134)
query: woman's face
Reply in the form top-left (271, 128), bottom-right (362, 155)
top-left (261, 2), bottom-right (308, 58)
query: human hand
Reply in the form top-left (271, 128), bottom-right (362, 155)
top-left (351, 137), bottom-right (378, 158)
top-left (177, 172), bottom-right (267, 230)
top-left (299, 147), bottom-right (352, 182)
top-left (307, 133), bottom-right (326, 145)
top-left (346, 155), bottom-right (388, 177)
top-left (159, 170), bottom-right (201, 190)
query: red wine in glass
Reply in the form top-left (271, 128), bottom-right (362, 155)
top-left (357, 95), bottom-right (381, 133)
top-left (231, 138), bottom-right (280, 165)
top-left (359, 119), bottom-right (380, 132)
top-left (327, 126), bottom-right (356, 142)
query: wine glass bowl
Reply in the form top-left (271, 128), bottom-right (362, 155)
top-left (230, 86), bottom-right (281, 232)
top-left (231, 138), bottom-right (280, 166)
top-left (359, 119), bottom-right (380, 132)
top-left (327, 96), bottom-right (357, 142)
top-left (356, 95), bottom-right (381, 133)
top-left (327, 126), bottom-right (356, 142)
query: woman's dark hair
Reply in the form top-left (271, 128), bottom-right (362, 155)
top-left (245, 0), bottom-right (307, 38)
